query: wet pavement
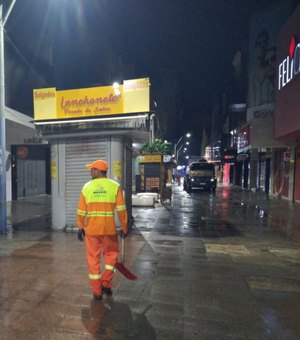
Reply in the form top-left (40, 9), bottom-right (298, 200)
top-left (0, 185), bottom-right (300, 339)
top-left (7, 195), bottom-right (51, 232)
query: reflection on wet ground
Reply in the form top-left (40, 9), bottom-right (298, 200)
top-left (1, 185), bottom-right (300, 339)
top-left (81, 298), bottom-right (156, 339)
top-left (7, 195), bottom-right (51, 231)
top-left (135, 184), bottom-right (299, 241)
top-left (130, 185), bottom-right (300, 338)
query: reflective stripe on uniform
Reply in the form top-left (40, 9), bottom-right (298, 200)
top-left (78, 177), bottom-right (127, 235)
top-left (86, 211), bottom-right (114, 217)
top-left (89, 273), bottom-right (101, 280)
top-left (105, 264), bottom-right (115, 271)
top-left (115, 205), bottom-right (126, 211)
top-left (77, 209), bottom-right (87, 216)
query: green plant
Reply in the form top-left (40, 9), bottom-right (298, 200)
top-left (140, 139), bottom-right (172, 154)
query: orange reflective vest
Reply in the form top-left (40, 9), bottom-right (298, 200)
top-left (77, 178), bottom-right (128, 236)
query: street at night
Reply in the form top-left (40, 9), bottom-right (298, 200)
top-left (0, 184), bottom-right (299, 339)
top-left (1, 1), bottom-right (300, 339)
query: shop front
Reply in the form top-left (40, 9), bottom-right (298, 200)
top-left (236, 124), bottom-right (250, 189)
top-left (249, 104), bottom-right (285, 194)
top-left (34, 79), bottom-right (151, 229)
top-left (5, 107), bottom-right (48, 201)
top-left (136, 153), bottom-right (173, 202)
top-left (275, 4), bottom-right (300, 201)
top-left (246, 2), bottom-right (291, 196)
top-left (222, 148), bottom-right (236, 186)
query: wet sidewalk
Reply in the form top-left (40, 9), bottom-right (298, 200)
top-left (7, 194), bottom-right (51, 231)
top-left (0, 195), bottom-right (52, 257)
top-left (0, 186), bottom-right (300, 339)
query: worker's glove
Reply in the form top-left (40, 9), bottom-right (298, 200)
top-left (78, 228), bottom-right (85, 241)
top-left (119, 230), bottom-right (128, 239)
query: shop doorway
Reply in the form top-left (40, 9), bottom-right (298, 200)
top-left (16, 159), bottom-right (46, 197)
top-left (294, 146), bottom-right (300, 201)
top-left (11, 145), bottom-right (51, 200)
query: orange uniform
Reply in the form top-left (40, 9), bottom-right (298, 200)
top-left (77, 175), bottom-right (128, 296)
top-left (77, 177), bottom-right (128, 235)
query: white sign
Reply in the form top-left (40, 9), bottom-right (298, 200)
top-left (278, 38), bottom-right (300, 90)
top-left (247, 103), bottom-right (285, 148)
top-left (163, 155), bottom-right (172, 163)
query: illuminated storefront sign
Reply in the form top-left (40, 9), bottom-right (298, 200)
top-left (237, 125), bottom-right (250, 150)
top-left (137, 154), bottom-right (162, 163)
top-left (33, 78), bottom-right (150, 121)
top-left (278, 36), bottom-right (300, 90)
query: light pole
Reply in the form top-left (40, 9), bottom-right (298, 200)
top-left (149, 113), bottom-right (155, 143)
top-left (176, 141), bottom-right (189, 160)
top-left (0, 0), bottom-right (16, 233)
top-left (174, 133), bottom-right (191, 161)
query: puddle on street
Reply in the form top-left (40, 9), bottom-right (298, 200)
top-left (200, 219), bottom-right (242, 237)
top-left (205, 243), bottom-right (250, 256)
top-left (151, 240), bottom-right (183, 246)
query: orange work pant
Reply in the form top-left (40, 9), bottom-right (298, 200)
top-left (85, 234), bottom-right (119, 295)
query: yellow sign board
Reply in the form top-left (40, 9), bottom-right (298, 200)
top-left (56, 85), bottom-right (124, 119)
top-left (33, 78), bottom-right (150, 121)
top-left (51, 160), bottom-right (57, 180)
top-left (33, 88), bottom-right (57, 120)
top-left (124, 78), bottom-right (149, 113)
top-left (138, 154), bottom-right (162, 163)
top-left (113, 160), bottom-right (123, 178)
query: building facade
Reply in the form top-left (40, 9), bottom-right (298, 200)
top-left (275, 3), bottom-right (300, 202)
top-left (244, 1), bottom-right (291, 195)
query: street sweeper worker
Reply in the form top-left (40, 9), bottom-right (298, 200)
top-left (77, 159), bottom-right (128, 300)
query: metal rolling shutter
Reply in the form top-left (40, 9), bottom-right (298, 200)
top-left (65, 138), bottom-right (107, 227)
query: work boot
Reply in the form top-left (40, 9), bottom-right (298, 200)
top-left (102, 286), bottom-right (113, 296)
top-left (93, 294), bottom-right (102, 301)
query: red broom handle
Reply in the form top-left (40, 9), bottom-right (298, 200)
top-left (121, 236), bottom-right (125, 263)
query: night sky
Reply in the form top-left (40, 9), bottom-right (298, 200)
top-left (106, 0), bottom-right (250, 136)
top-left (4, 0), bottom-right (280, 145)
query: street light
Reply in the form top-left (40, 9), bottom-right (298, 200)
top-left (176, 141), bottom-right (190, 160)
top-left (149, 113), bottom-right (155, 143)
top-left (174, 133), bottom-right (191, 161)
top-left (0, 0), bottom-right (16, 233)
